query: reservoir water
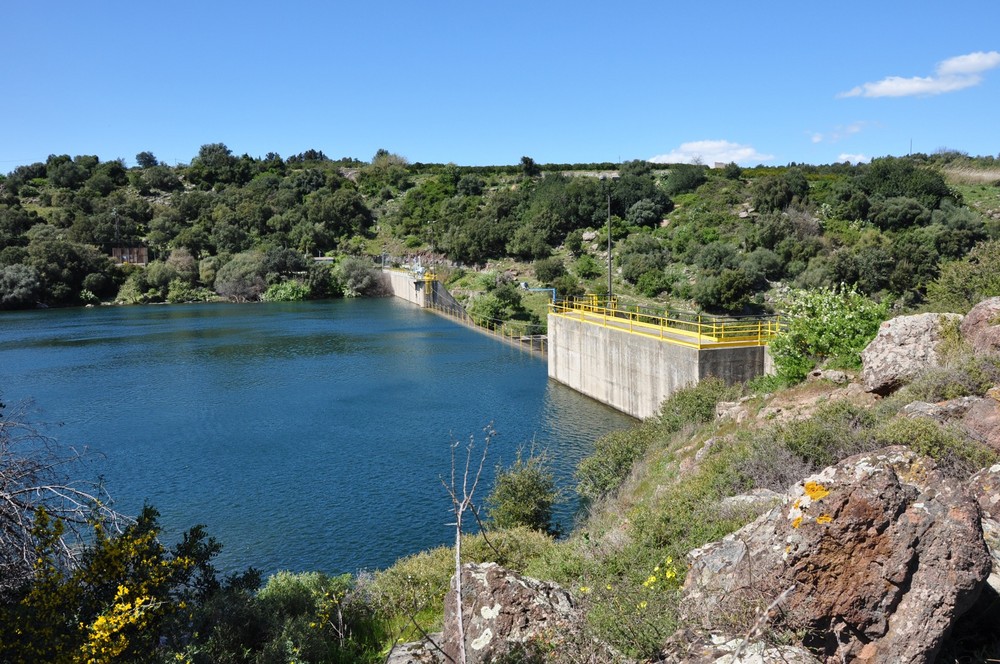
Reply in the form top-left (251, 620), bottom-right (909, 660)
top-left (0, 299), bottom-right (635, 576)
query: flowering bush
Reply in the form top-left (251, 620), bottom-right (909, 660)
top-left (770, 285), bottom-right (889, 382)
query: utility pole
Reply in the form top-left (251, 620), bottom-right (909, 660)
top-left (600, 175), bottom-right (617, 305)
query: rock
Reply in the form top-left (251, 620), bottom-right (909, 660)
top-left (385, 633), bottom-right (445, 663)
top-left (861, 313), bottom-right (964, 394)
top-left (719, 489), bottom-right (785, 515)
top-left (695, 437), bottom-right (719, 462)
top-left (716, 397), bottom-right (753, 423)
top-left (582, 230), bottom-right (598, 241)
top-left (660, 630), bottom-right (821, 663)
top-left (901, 397), bottom-right (980, 421)
top-left (680, 447), bottom-right (990, 664)
top-left (960, 296), bottom-right (1000, 355)
top-left (806, 369), bottom-right (849, 384)
top-left (442, 562), bottom-right (599, 664)
top-left (965, 465), bottom-right (1000, 638)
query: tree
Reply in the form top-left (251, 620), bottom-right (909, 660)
top-left (135, 151), bottom-right (159, 169)
top-left (520, 156), bottom-right (541, 178)
top-left (0, 264), bottom-right (41, 308)
top-left (662, 164), bottom-right (708, 196)
top-left (337, 256), bottom-right (384, 297)
top-left (214, 251), bottom-right (267, 302)
top-left (442, 428), bottom-right (493, 664)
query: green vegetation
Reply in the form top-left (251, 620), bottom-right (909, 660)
top-left (3, 148), bottom-right (998, 324)
top-left (768, 285), bottom-right (890, 382)
top-left (485, 448), bottom-right (560, 535)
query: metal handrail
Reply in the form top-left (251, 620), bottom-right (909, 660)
top-left (548, 298), bottom-right (781, 349)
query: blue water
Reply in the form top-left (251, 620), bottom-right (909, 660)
top-left (0, 299), bottom-right (634, 576)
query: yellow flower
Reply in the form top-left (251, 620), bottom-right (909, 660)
top-left (578, 586), bottom-right (591, 594)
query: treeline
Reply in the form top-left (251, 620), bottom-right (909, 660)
top-left (2, 144), bottom-right (999, 312)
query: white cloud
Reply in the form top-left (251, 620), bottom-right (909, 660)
top-left (648, 140), bottom-right (774, 166)
top-left (937, 51), bottom-right (1000, 76)
top-left (837, 153), bottom-right (870, 164)
top-left (809, 121), bottom-right (868, 144)
top-left (839, 50), bottom-right (1000, 98)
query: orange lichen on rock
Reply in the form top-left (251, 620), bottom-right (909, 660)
top-left (804, 481), bottom-right (830, 501)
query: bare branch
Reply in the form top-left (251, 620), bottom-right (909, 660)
top-left (0, 399), bottom-right (127, 597)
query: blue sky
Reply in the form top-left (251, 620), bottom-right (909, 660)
top-left (2, 1), bottom-right (998, 170)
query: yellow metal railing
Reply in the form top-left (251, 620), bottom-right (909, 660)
top-left (549, 297), bottom-right (781, 349)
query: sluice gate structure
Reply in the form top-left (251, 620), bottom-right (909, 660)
top-left (547, 298), bottom-right (779, 420)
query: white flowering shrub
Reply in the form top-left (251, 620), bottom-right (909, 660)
top-left (770, 285), bottom-right (889, 382)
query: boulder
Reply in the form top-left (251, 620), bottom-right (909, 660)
top-left (680, 447), bottom-right (990, 664)
top-left (860, 313), bottom-right (963, 394)
top-left (960, 296), bottom-right (1000, 355)
top-left (441, 562), bottom-right (595, 664)
top-left (806, 369), bottom-right (849, 384)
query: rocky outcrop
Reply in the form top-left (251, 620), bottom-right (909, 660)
top-left (860, 313), bottom-right (963, 394)
top-left (441, 562), bottom-right (597, 664)
top-left (960, 296), bottom-right (1000, 355)
top-left (969, 465), bottom-right (1000, 589)
top-left (677, 447), bottom-right (991, 664)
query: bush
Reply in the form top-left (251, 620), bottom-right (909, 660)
top-left (658, 377), bottom-right (741, 434)
top-left (533, 257), bottom-right (566, 285)
top-left (263, 279), bottom-right (310, 302)
top-left (574, 254), bottom-right (602, 279)
top-left (254, 571), bottom-right (386, 664)
top-left (770, 285), bottom-right (889, 382)
top-left (871, 417), bottom-right (997, 478)
top-left (485, 449), bottom-right (560, 535)
top-left (576, 423), bottom-right (658, 502)
top-left (926, 240), bottom-right (1000, 312)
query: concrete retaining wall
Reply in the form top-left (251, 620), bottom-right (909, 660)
top-left (381, 269), bottom-right (427, 307)
top-left (548, 314), bottom-right (767, 420)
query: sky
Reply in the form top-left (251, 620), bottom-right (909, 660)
top-left (1, 1), bottom-right (998, 170)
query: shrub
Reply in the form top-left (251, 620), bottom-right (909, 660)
top-left (770, 285), bottom-right (889, 382)
top-left (871, 417), bottom-right (998, 478)
top-left (574, 254), bottom-right (602, 279)
top-left (533, 257), bottom-right (566, 285)
top-left (926, 240), bottom-right (1000, 312)
top-left (485, 449), bottom-right (560, 535)
top-left (262, 279), bottom-right (310, 302)
top-left (255, 571), bottom-right (386, 664)
top-left (576, 423), bottom-right (658, 502)
top-left (658, 377), bottom-right (741, 434)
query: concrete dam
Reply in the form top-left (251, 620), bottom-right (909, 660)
top-left (382, 268), bottom-right (777, 420)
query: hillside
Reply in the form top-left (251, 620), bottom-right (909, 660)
top-left (3, 148), bottom-right (1000, 321)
